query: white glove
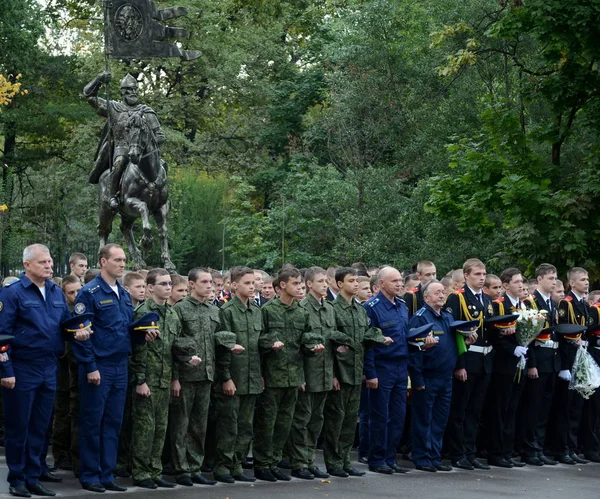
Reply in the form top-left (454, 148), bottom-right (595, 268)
top-left (513, 346), bottom-right (528, 357)
top-left (558, 370), bottom-right (572, 381)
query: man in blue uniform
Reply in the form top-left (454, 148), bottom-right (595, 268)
top-left (408, 280), bottom-right (473, 472)
top-left (72, 243), bottom-right (155, 493)
top-left (0, 244), bottom-right (90, 498)
top-left (363, 266), bottom-right (410, 474)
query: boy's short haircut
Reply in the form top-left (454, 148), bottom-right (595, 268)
top-left (500, 267), bottom-right (522, 284)
top-left (484, 274), bottom-right (500, 287)
top-left (326, 266), bottom-right (339, 279)
top-left (567, 267), bottom-right (588, 282)
top-left (305, 266), bottom-right (326, 283)
top-left (263, 275), bottom-right (273, 284)
top-left (351, 262), bottom-right (369, 277)
top-left (171, 274), bottom-right (187, 287)
top-left (357, 276), bottom-right (370, 284)
top-left (535, 263), bottom-right (557, 278)
top-left (146, 268), bottom-right (169, 286)
top-left (84, 269), bottom-right (101, 284)
top-left (335, 267), bottom-right (358, 285)
top-left (69, 252), bottom-right (87, 265)
top-left (210, 270), bottom-right (223, 280)
top-left (230, 266), bottom-right (255, 283)
top-left (588, 290), bottom-right (600, 303)
top-left (440, 275), bottom-right (452, 288)
top-left (61, 274), bottom-right (80, 289)
top-left (416, 260), bottom-right (435, 273)
top-left (123, 271), bottom-right (145, 287)
top-left (188, 267), bottom-right (210, 282)
top-left (274, 267), bottom-right (301, 288)
top-left (528, 279), bottom-right (538, 286)
top-left (463, 258), bottom-right (485, 275)
top-left (369, 274), bottom-right (379, 291)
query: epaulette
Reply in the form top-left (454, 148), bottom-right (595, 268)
top-left (368, 298), bottom-right (380, 307)
top-left (493, 297), bottom-right (504, 303)
top-left (3, 279), bottom-right (17, 287)
top-left (564, 296), bottom-right (573, 302)
top-left (592, 302), bottom-right (600, 309)
top-left (86, 284), bottom-right (101, 294)
top-left (414, 307), bottom-right (425, 317)
top-left (453, 289), bottom-right (465, 295)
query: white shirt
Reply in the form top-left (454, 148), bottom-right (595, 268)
top-left (110, 284), bottom-right (119, 297)
top-left (37, 285), bottom-right (46, 300)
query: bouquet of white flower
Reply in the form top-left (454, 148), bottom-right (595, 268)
top-left (570, 347), bottom-right (600, 400)
top-left (514, 305), bottom-right (548, 378)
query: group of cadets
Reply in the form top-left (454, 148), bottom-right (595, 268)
top-left (1, 245), bottom-right (600, 498)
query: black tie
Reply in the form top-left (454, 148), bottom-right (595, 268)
top-left (546, 298), bottom-right (552, 312)
top-left (477, 293), bottom-right (483, 306)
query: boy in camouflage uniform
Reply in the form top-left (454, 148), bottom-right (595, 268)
top-left (213, 266), bottom-right (263, 483)
top-left (253, 267), bottom-right (325, 482)
top-left (130, 268), bottom-right (181, 489)
top-left (324, 267), bottom-right (392, 477)
top-left (287, 267), bottom-right (354, 480)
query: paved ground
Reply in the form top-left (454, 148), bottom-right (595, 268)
top-left (1, 450), bottom-right (598, 499)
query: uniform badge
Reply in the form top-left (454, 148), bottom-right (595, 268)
top-left (446, 307), bottom-right (452, 314)
top-left (487, 303), bottom-right (494, 315)
top-left (473, 310), bottom-right (479, 318)
top-left (74, 303), bottom-right (86, 315)
top-left (589, 317), bottom-right (594, 326)
top-left (559, 308), bottom-right (565, 318)
top-left (0, 301), bottom-right (3, 312)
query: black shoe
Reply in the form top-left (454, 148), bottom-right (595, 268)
top-left (358, 456), bottom-right (369, 464)
top-left (435, 463), bottom-right (453, 471)
top-left (570, 453), bottom-right (589, 464)
top-left (153, 478), bottom-right (176, 488)
top-left (291, 468), bottom-right (315, 480)
top-left (308, 467), bottom-right (329, 479)
top-left (368, 465), bottom-right (394, 475)
top-left (585, 453), bottom-right (600, 463)
top-left (270, 467), bottom-right (291, 481)
top-left (488, 458), bottom-right (513, 468)
top-left (452, 458), bottom-right (474, 470)
top-left (9, 485), bottom-right (31, 498)
top-left (82, 483), bottom-right (106, 493)
top-left (102, 482), bottom-right (127, 492)
top-left (539, 455), bottom-right (558, 465)
top-left (26, 484), bottom-right (56, 497)
top-left (201, 462), bottom-right (213, 473)
top-left (134, 479), bottom-right (157, 489)
top-left (344, 467), bottom-right (366, 477)
top-left (469, 458), bottom-right (491, 470)
top-left (328, 468), bottom-right (349, 478)
top-left (523, 457), bottom-right (544, 466)
top-left (55, 460), bottom-right (72, 471)
top-left (113, 469), bottom-right (131, 478)
top-left (508, 458), bottom-right (526, 468)
top-left (233, 473), bottom-right (256, 482)
top-left (389, 464), bottom-right (410, 473)
top-left (559, 454), bottom-right (576, 465)
top-left (254, 469), bottom-right (277, 482)
top-left (47, 465), bottom-right (58, 473)
top-left (278, 459), bottom-right (292, 469)
top-left (241, 460), bottom-right (253, 470)
top-left (176, 476), bottom-right (194, 486)
top-left (214, 474), bottom-right (235, 484)
top-left (192, 474), bottom-right (217, 485)
top-left (416, 465), bottom-right (437, 472)
top-left (39, 473), bottom-right (62, 483)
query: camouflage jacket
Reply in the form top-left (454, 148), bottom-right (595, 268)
top-left (215, 295), bottom-right (263, 395)
top-left (259, 297), bottom-right (324, 388)
top-left (332, 294), bottom-right (385, 386)
top-left (130, 297), bottom-right (181, 389)
top-left (300, 293), bottom-right (354, 392)
top-left (173, 295), bottom-right (221, 382)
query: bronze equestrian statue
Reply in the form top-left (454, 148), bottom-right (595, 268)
top-left (83, 71), bottom-right (175, 272)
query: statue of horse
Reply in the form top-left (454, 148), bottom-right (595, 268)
top-left (97, 110), bottom-right (176, 272)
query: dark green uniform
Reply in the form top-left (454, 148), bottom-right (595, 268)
top-left (287, 294), bottom-right (354, 471)
top-left (170, 295), bottom-right (221, 479)
top-left (324, 294), bottom-right (385, 471)
top-left (130, 297), bottom-right (180, 482)
top-left (213, 295), bottom-right (263, 477)
top-left (253, 297), bottom-right (323, 471)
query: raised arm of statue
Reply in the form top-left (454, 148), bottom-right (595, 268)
top-left (83, 72), bottom-right (112, 117)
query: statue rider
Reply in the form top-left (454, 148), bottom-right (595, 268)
top-left (83, 72), bottom-right (166, 210)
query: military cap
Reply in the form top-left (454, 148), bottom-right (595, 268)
top-left (407, 323), bottom-right (435, 348)
top-left (451, 320), bottom-right (479, 337)
top-left (0, 334), bottom-right (14, 353)
top-left (215, 331), bottom-right (237, 350)
top-left (129, 312), bottom-right (160, 345)
top-left (485, 314), bottom-right (519, 330)
top-left (535, 326), bottom-right (555, 341)
top-left (556, 323), bottom-right (587, 340)
top-left (61, 313), bottom-right (93, 340)
top-left (172, 336), bottom-right (197, 360)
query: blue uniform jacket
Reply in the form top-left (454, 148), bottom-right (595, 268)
top-left (0, 275), bottom-right (70, 378)
top-left (408, 304), bottom-right (457, 387)
top-left (363, 291), bottom-right (409, 380)
top-left (71, 274), bottom-right (133, 373)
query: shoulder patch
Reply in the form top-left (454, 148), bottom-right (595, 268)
top-left (74, 303), bottom-right (86, 314)
top-left (368, 298), bottom-right (380, 307)
top-left (493, 297), bottom-right (504, 303)
top-left (453, 289), bottom-right (464, 295)
top-left (405, 288), bottom-right (417, 295)
top-left (592, 303), bottom-right (600, 309)
top-left (445, 306), bottom-right (452, 314)
top-left (414, 307), bottom-right (425, 317)
top-left (86, 285), bottom-right (100, 294)
top-left (558, 308), bottom-right (566, 317)
top-left (4, 279), bottom-right (16, 287)
top-left (564, 296), bottom-right (573, 302)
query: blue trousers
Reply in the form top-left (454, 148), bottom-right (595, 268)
top-left (79, 359), bottom-right (128, 485)
top-left (3, 360), bottom-right (57, 487)
top-left (358, 384), bottom-right (370, 459)
top-left (367, 360), bottom-right (408, 467)
top-left (411, 375), bottom-right (452, 467)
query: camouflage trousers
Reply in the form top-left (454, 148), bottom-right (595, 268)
top-left (323, 383), bottom-right (361, 470)
top-left (169, 380), bottom-right (211, 478)
top-left (213, 392), bottom-right (257, 477)
top-left (253, 387), bottom-right (298, 470)
top-left (68, 350), bottom-right (79, 475)
top-left (287, 390), bottom-right (328, 470)
top-left (131, 385), bottom-right (170, 481)
top-left (52, 354), bottom-right (71, 464)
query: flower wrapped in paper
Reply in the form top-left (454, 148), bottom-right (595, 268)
top-left (514, 306), bottom-right (548, 375)
top-left (569, 346), bottom-right (600, 400)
